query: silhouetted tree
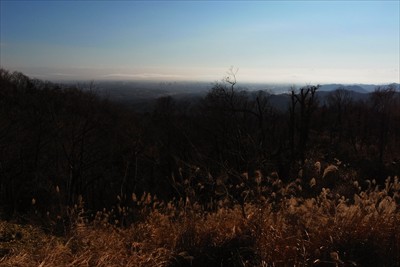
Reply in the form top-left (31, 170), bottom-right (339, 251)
top-left (289, 85), bottom-right (319, 164)
top-left (370, 85), bottom-right (396, 163)
top-left (326, 87), bottom-right (353, 143)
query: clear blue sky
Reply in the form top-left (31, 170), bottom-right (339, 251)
top-left (1, 1), bottom-right (399, 84)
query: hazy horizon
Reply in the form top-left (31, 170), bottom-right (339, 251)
top-left (1, 1), bottom-right (399, 84)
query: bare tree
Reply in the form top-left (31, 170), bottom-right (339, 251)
top-left (289, 85), bottom-right (319, 164)
top-left (326, 87), bottom-right (353, 143)
top-left (370, 85), bottom-right (396, 162)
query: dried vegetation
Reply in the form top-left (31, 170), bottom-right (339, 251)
top-left (1, 170), bottom-right (399, 267)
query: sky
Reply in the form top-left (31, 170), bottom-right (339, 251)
top-left (0, 1), bottom-right (399, 84)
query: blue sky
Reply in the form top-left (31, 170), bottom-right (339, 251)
top-left (1, 1), bottom-right (399, 84)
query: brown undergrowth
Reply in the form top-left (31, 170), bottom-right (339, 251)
top-left (1, 176), bottom-right (399, 267)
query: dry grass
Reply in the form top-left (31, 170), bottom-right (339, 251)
top-left (1, 176), bottom-right (399, 267)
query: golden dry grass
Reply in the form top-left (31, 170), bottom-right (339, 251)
top-left (1, 177), bottom-right (399, 267)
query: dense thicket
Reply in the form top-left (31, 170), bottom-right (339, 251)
top-left (0, 69), bottom-right (144, 215)
top-left (0, 68), bottom-right (399, 219)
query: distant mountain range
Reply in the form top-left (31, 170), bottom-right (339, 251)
top-left (82, 80), bottom-right (399, 112)
top-left (318, 83), bottom-right (399, 93)
top-left (265, 83), bottom-right (400, 111)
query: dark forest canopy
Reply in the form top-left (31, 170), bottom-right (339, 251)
top-left (0, 68), bottom-right (399, 217)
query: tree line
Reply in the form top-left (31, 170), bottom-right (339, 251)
top-left (0, 68), bottom-right (399, 218)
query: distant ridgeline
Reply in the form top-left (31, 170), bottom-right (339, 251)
top-left (79, 80), bottom-right (399, 112)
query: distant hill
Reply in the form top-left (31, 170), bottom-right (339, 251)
top-left (319, 84), bottom-right (368, 94)
top-left (319, 83), bottom-right (400, 93)
top-left (79, 81), bottom-right (399, 112)
top-left (254, 89), bottom-right (373, 111)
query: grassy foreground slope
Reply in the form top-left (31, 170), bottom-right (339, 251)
top-left (1, 175), bottom-right (399, 267)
